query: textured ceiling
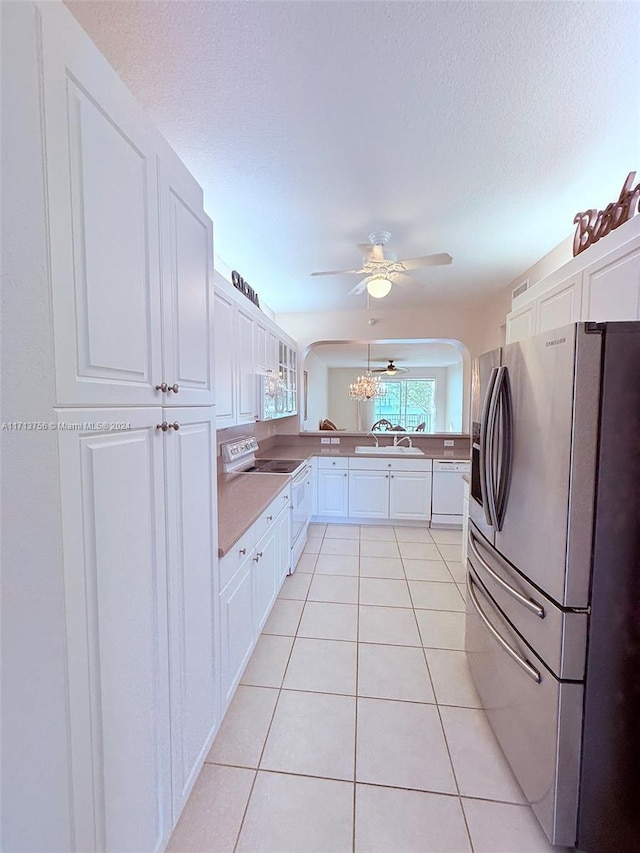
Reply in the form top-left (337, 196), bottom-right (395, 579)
top-left (65, 0), bottom-right (640, 314)
top-left (310, 341), bottom-right (462, 369)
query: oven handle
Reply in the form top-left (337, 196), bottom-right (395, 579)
top-left (467, 572), bottom-right (541, 684)
top-left (468, 531), bottom-right (545, 619)
top-left (292, 464), bottom-right (310, 486)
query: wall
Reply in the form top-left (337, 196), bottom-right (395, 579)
top-left (505, 234), bottom-right (574, 299)
top-left (301, 348), bottom-right (328, 430)
top-left (1, 4), bottom-right (73, 850)
top-left (445, 361), bottom-right (463, 431)
top-left (276, 291), bottom-right (509, 433)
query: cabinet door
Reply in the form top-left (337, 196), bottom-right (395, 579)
top-left (214, 289), bottom-right (236, 427)
top-left (582, 234), bottom-right (640, 322)
top-left (317, 469), bottom-right (349, 517)
top-left (389, 471), bottom-right (432, 521)
top-left (40, 4), bottom-right (163, 406)
top-left (219, 561), bottom-right (253, 710)
top-left (236, 306), bottom-right (256, 423)
top-left (256, 322), bottom-right (268, 374)
top-left (159, 156), bottom-right (214, 406)
top-left (164, 408), bottom-right (219, 818)
top-left (253, 526), bottom-right (278, 634)
top-left (276, 504), bottom-right (292, 586)
top-left (57, 408), bottom-right (171, 852)
top-left (348, 470), bottom-right (389, 518)
top-left (505, 303), bottom-right (536, 344)
top-left (537, 275), bottom-right (582, 334)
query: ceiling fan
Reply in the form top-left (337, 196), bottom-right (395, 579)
top-left (371, 359), bottom-right (409, 376)
top-left (310, 231), bottom-right (452, 298)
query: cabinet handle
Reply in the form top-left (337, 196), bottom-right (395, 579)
top-left (156, 422), bottom-right (169, 431)
top-left (168, 422), bottom-right (180, 431)
top-left (267, 515), bottom-right (273, 522)
top-left (284, 495), bottom-right (289, 501)
top-left (391, 475), bottom-right (394, 478)
top-left (167, 383), bottom-right (179, 393)
top-left (344, 473), bottom-right (347, 477)
top-left (239, 548), bottom-right (247, 556)
top-left (155, 383), bottom-right (169, 392)
top-left (253, 551), bottom-right (263, 562)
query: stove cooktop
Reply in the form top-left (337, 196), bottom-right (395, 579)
top-left (251, 459), bottom-right (305, 474)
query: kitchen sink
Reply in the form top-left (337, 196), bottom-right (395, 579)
top-left (354, 445), bottom-right (425, 456)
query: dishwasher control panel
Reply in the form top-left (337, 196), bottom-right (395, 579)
top-left (433, 460), bottom-right (470, 473)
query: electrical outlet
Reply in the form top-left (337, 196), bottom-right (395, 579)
top-left (444, 440), bottom-right (455, 447)
top-left (443, 449), bottom-right (454, 456)
top-left (320, 437), bottom-right (331, 444)
top-left (330, 437), bottom-right (340, 444)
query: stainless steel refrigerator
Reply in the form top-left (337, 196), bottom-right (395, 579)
top-left (466, 321), bottom-right (640, 852)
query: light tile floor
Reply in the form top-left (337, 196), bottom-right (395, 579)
top-left (168, 524), bottom-right (570, 853)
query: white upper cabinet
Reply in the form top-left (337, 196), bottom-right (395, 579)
top-left (158, 157), bottom-right (214, 406)
top-left (236, 305), bottom-right (257, 423)
top-left (537, 274), bottom-right (582, 334)
top-left (39, 3), bottom-right (213, 406)
top-left (506, 216), bottom-right (640, 343)
top-left (214, 288), bottom-right (236, 427)
top-left (581, 233), bottom-right (640, 323)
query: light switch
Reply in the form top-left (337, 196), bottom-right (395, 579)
top-left (444, 440), bottom-right (455, 447)
top-left (330, 437), bottom-right (340, 444)
top-left (320, 437), bottom-right (331, 444)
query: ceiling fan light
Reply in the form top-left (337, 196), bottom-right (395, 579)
top-left (366, 277), bottom-right (393, 299)
top-left (385, 366), bottom-right (397, 375)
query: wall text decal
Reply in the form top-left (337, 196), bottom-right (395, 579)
top-left (231, 270), bottom-right (260, 308)
top-left (573, 171), bottom-right (640, 256)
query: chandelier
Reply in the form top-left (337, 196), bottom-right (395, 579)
top-left (348, 345), bottom-right (386, 401)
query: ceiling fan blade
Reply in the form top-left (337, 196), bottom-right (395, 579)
top-left (399, 252), bottom-right (453, 271)
top-left (347, 280), bottom-right (368, 296)
top-left (310, 267), bottom-right (364, 277)
top-left (391, 272), bottom-right (417, 286)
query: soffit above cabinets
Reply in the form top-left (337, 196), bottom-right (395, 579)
top-left (65, 0), bottom-right (640, 314)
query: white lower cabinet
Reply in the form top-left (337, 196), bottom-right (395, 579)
top-left (348, 469), bottom-right (389, 518)
top-left (389, 470), bottom-right (432, 520)
top-left (218, 492), bottom-right (291, 712)
top-left (57, 406), bottom-right (219, 852)
top-left (317, 457), bottom-right (433, 523)
top-left (316, 458), bottom-right (349, 516)
top-left (253, 525), bottom-right (278, 634)
top-left (219, 559), bottom-right (254, 709)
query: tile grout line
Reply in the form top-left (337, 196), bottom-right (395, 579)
top-left (230, 526), bottom-right (325, 853)
top-left (352, 537), bottom-right (361, 853)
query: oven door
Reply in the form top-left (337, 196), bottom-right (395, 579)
top-left (290, 464), bottom-right (311, 553)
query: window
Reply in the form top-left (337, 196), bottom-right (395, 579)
top-left (373, 379), bottom-right (436, 431)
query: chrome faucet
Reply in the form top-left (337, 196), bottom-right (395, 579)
top-left (393, 434), bottom-right (413, 448)
top-left (366, 431), bottom-right (379, 447)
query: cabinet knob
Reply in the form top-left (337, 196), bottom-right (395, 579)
top-left (156, 422), bottom-right (169, 431)
top-left (155, 383), bottom-right (169, 393)
top-left (239, 548), bottom-right (247, 556)
top-left (168, 422), bottom-right (180, 431)
top-left (167, 383), bottom-right (179, 393)
top-left (344, 473), bottom-right (347, 477)
top-left (253, 551), bottom-right (263, 562)
top-left (267, 515), bottom-right (273, 522)
top-left (332, 461), bottom-right (336, 465)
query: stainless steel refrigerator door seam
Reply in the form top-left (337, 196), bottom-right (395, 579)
top-left (468, 530), bottom-right (545, 618)
top-left (467, 572), bottom-right (542, 683)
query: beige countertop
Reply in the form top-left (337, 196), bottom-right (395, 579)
top-left (217, 471), bottom-right (290, 557)
top-left (218, 446), bottom-right (471, 557)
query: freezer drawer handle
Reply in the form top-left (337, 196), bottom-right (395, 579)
top-left (467, 573), bottom-right (542, 684)
top-left (469, 531), bottom-right (545, 619)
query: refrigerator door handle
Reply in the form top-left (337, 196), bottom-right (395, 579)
top-left (467, 572), bottom-right (542, 684)
top-left (484, 366), bottom-right (503, 528)
top-left (493, 366), bottom-right (514, 531)
top-left (468, 530), bottom-right (545, 618)
top-left (479, 367), bottom-right (499, 526)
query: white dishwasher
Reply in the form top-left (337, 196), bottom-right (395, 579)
top-left (431, 460), bottom-right (470, 527)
